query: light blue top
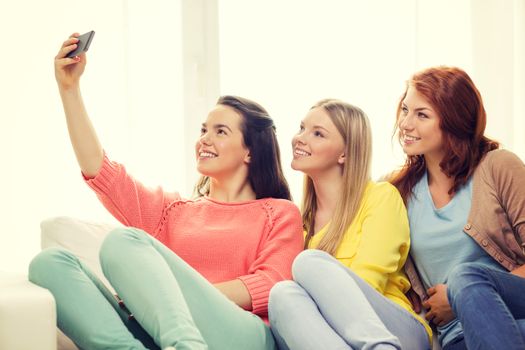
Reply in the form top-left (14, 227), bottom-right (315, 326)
top-left (408, 172), bottom-right (503, 347)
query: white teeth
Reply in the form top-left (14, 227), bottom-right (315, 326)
top-left (294, 149), bottom-right (311, 156)
top-left (404, 135), bottom-right (420, 141)
top-left (199, 151), bottom-right (217, 158)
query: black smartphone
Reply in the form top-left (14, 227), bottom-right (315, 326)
top-left (67, 31), bottom-right (95, 58)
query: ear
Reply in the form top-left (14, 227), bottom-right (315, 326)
top-left (244, 151), bottom-right (251, 164)
top-left (337, 153), bottom-right (345, 165)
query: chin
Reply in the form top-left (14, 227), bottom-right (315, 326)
top-left (405, 151), bottom-right (425, 158)
top-left (402, 146), bottom-right (421, 157)
top-left (292, 163), bottom-right (313, 177)
top-left (290, 160), bottom-right (303, 171)
top-left (196, 164), bottom-right (213, 177)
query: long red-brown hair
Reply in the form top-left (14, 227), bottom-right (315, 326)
top-left (390, 66), bottom-right (499, 204)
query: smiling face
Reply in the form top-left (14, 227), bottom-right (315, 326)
top-left (291, 107), bottom-right (345, 177)
top-left (398, 86), bottom-right (445, 163)
top-left (195, 105), bottom-right (250, 180)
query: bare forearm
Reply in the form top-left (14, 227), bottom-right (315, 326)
top-left (60, 86), bottom-right (103, 177)
top-left (511, 264), bottom-right (525, 278)
top-left (214, 279), bottom-right (252, 311)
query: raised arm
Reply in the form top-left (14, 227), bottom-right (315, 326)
top-left (55, 33), bottom-right (103, 177)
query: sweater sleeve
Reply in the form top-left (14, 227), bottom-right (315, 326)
top-left (83, 152), bottom-right (180, 235)
top-left (237, 200), bottom-right (304, 316)
top-left (349, 183), bottom-right (411, 294)
top-left (490, 150), bottom-right (525, 249)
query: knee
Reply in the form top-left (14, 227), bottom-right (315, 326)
top-left (99, 227), bottom-right (144, 262)
top-left (447, 263), bottom-right (490, 302)
top-left (28, 247), bottom-right (76, 285)
top-left (99, 227), bottom-right (150, 276)
top-left (269, 281), bottom-right (297, 307)
top-left (292, 249), bottom-right (332, 282)
top-left (269, 281), bottom-right (300, 322)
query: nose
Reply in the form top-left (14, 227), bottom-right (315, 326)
top-left (199, 132), bottom-right (211, 146)
top-left (293, 131), bottom-right (306, 146)
top-left (399, 113), bottom-right (414, 131)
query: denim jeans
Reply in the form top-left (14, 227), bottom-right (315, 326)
top-left (446, 262), bottom-right (525, 350)
top-left (29, 227), bottom-right (275, 350)
top-left (268, 250), bottom-right (430, 350)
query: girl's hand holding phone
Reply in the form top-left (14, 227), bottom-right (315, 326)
top-left (55, 32), bottom-right (94, 90)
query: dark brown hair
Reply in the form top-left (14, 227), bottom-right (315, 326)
top-left (194, 95), bottom-right (291, 200)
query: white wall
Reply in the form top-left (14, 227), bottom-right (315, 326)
top-left (470, 0), bottom-right (524, 156)
top-left (218, 0), bottom-right (525, 201)
top-left (218, 0), bottom-right (418, 200)
top-left (1, 0), bottom-right (523, 273)
top-left (514, 0), bottom-right (525, 159)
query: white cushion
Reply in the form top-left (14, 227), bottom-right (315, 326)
top-left (40, 216), bottom-right (120, 350)
top-left (40, 216), bottom-right (118, 294)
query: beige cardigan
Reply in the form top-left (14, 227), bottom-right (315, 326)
top-left (405, 149), bottom-right (525, 301)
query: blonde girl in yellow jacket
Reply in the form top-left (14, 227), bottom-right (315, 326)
top-left (268, 99), bottom-right (431, 350)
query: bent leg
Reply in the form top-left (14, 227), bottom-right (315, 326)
top-left (28, 247), bottom-right (150, 350)
top-left (447, 263), bottom-right (525, 350)
top-left (100, 227), bottom-right (275, 350)
top-left (269, 280), bottom-right (351, 350)
top-left (293, 250), bottom-right (430, 350)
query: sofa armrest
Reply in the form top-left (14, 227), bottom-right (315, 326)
top-left (0, 271), bottom-right (57, 350)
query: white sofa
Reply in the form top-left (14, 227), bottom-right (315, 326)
top-left (0, 270), bottom-right (57, 350)
top-left (42, 216), bottom-right (119, 350)
top-left (0, 216), bottom-right (440, 350)
top-left (0, 217), bottom-right (117, 350)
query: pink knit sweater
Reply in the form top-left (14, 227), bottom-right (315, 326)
top-left (84, 154), bottom-right (303, 318)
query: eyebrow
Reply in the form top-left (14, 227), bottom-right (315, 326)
top-left (401, 102), bottom-right (433, 112)
top-left (313, 125), bottom-right (330, 133)
top-left (201, 123), bottom-right (233, 132)
top-left (301, 122), bottom-right (331, 133)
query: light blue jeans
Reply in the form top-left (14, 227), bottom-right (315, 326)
top-left (28, 227), bottom-right (275, 350)
top-left (268, 250), bottom-right (430, 350)
top-left (446, 262), bottom-right (525, 350)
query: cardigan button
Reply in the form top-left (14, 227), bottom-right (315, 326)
top-left (465, 224), bottom-right (472, 230)
top-left (481, 239), bottom-right (488, 247)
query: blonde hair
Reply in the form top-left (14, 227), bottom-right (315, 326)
top-left (302, 99), bottom-right (372, 255)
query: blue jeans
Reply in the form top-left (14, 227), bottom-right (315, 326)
top-left (447, 262), bottom-right (525, 350)
top-left (29, 227), bottom-right (275, 350)
top-left (268, 250), bottom-right (430, 350)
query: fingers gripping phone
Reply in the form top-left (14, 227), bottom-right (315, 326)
top-left (67, 31), bottom-right (95, 58)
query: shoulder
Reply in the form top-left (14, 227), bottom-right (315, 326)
top-left (477, 149), bottom-right (525, 177)
top-left (481, 149), bottom-right (522, 165)
top-left (365, 181), bottom-right (403, 203)
top-left (361, 181), bottom-right (407, 216)
top-left (260, 198), bottom-right (302, 225)
top-left (262, 198), bottom-right (301, 216)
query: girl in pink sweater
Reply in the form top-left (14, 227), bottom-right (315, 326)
top-left (28, 33), bottom-right (303, 350)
